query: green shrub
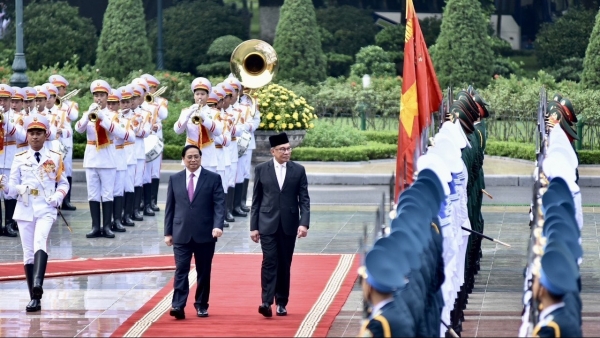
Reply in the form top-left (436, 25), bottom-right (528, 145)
top-left (196, 35), bottom-right (243, 77)
top-left (485, 140), bottom-right (536, 161)
top-left (582, 9), bottom-right (600, 89)
top-left (432, 0), bottom-right (495, 88)
top-left (302, 123), bottom-right (367, 148)
top-left (274, 0), bottom-right (327, 84)
top-left (3, 1), bottom-right (97, 70)
top-left (578, 150), bottom-right (600, 164)
top-left (536, 7), bottom-right (595, 70)
top-left (362, 131), bottom-right (398, 144)
top-left (316, 5), bottom-right (377, 57)
top-left (292, 141), bottom-right (396, 161)
top-left (96, 0), bottom-right (153, 79)
top-left (350, 46), bottom-right (396, 78)
top-left (148, 0), bottom-right (249, 75)
top-left (325, 53), bottom-right (354, 78)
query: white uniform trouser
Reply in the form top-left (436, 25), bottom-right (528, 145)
top-left (135, 159), bottom-right (145, 187)
top-left (113, 170), bottom-right (126, 197)
top-left (217, 168), bottom-right (228, 193)
top-left (237, 150), bottom-right (252, 182)
top-left (86, 168), bottom-right (116, 202)
top-left (125, 165), bottom-right (135, 193)
top-left (18, 216), bottom-right (54, 264)
top-left (0, 168), bottom-right (13, 200)
top-left (65, 147), bottom-right (73, 177)
top-left (573, 191), bottom-right (583, 231)
top-left (227, 163), bottom-right (236, 188)
top-left (143, 155), bottom-right (161, 182)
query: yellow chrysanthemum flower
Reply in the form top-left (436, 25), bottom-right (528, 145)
top-left (290, 103), bottom-right (295, 109)
top-left (266, 112), bottom-right (274, 120)
top-left (303, 108), bottom-right (309, 113)
top-left (296, 122), bottom-right (302, 128)
top-left (275, 115), bottom-right (281, 120)
top-left (269, 122), bottom-right (275, 128)
top-left (269, 94), bottom-right (275, 98)
top-left (281, 123), bottom-right (287, 130)
top-left (288, 123), bottom-right (294, 129)
top-left (261, 102), bottom-right (268, 107)
top-left (285, 113), bottom-right (291, 118)
top-left (292, 112), bottom-right (298, 120)
top-left (309, 123), bottom-right (315, 128)
top-left (259, 122), bottom-right (265, 128)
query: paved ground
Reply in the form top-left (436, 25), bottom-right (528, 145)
top-left (1, 201), bottom-right (598, 337)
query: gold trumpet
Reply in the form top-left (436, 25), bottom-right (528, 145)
top-left (145, 86), bottom-right (168, 104)
top-left (55, 89), bottom-right (80, 107)
top-left (89, 106), bottom-right (100, 122)
top-left (190, 104), bottom-right (204, 125)
top-left (0, 107), bottom-right (4, 123)
top-left (230, 39), bottom-right (279, 110)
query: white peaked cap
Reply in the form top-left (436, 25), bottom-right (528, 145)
top-left (417, 153), bottom-right (451, 196)
top-left (429, 134), bottom-right (462, 174)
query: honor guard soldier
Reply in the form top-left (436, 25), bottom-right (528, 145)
top-left (174, 77), bottom-right (223, 173)
top-left (234, 77), bottom-right (260, 214)
top-left (32, 86), bottom-right (58, 147)
top-left (107, 89), bottom-right (132, 233)
top-left (75, 80), bottom-right (124, 239)
top-left (118, 86), bottom-right (137, 227)
top-left (141, 73), bottom-right (168, 212)
top-left (226, 77), bottom-right (248, 217)
top-left (22, 87), bottom-right (36, 115)
top-left (0, 86), bottom-right (20, 237)
top-left (49, 75), bottom-right (79, 211)
top-left (129, 83), bottom-right (152, 220)
top-left (358, 239), bottom-right (414, 337)
top-left (2, 113), bottom-right (69, 312)
top-left (218, 82), bottom-right (239, 222)
top-left (209, 87), bottom-right (231, 225)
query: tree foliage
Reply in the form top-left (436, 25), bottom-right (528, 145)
top-left (274, 0), bottom-right (327, 84)
top-left (148, 0), bottom-right (249, 74)
top-left (316, 5), bottom-right (377, 56)
top-left (581, 9), bottom-right (600, 89)
top-left (3, 1), bottom-right (98, 70)
top-left (96, 0), bottom-right (153, 79)
top-left (431, 0), bottom-right (494, 88)
top-left (536, 6), bottom-right (595, 70)
top-left (196, 35), bottom-right (243, 76)
top-left (350, 46), bottom-right (396, 77)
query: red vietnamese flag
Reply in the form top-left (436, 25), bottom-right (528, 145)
top-left (395, 0), bottom-right (443, 202)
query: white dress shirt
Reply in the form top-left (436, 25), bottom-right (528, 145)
top-left (273, 158), bottom-right (286, 189)
top-left (185, 167), bottom-right (202, 191)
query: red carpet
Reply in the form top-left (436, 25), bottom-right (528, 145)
top-left (112, 253), bottom-right (358, 337)
top-left (0, 255), bottom-right (177, 281)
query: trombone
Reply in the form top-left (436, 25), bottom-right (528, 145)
top-left (145, 86), bottom-right (168, 104)
top-left (55, 89), bottom-right (80, 107)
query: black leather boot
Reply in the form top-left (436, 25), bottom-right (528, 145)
top-left (230, 187), bottom-right (245, 217)
top-left (86, 201), bottom-right (102, 238)
top-left (151, 178), bottom-right (160, 211)
top-left (61, 177), bottom-right (77, 211)
top-left (24, 263), bottom-right (41, 312)
top-left (240, 178), bottom-right (250, 212)
top-left (32, 250), bottom-right (48, 300)
top-left (111, 196), bottom-right (126, 232)
top-left (133, 187), bottom-right (144, 221)
top-left (122, 192), bottom-right (135, 226)
top-left (225, 190), bottom-right (235, 222)
top-left (102, 201), bottom-right (115, 238)
top-left (233, 183), bottom-right (248, 216)
top-left (5, 199), bottom-right (18, 232)
top-left (143, 183), bottom-right (155, 216)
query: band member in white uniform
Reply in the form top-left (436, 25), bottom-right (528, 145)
top-left (224, 78), bottom-right (247, 218)
top-left (107, 89), bottom-right (133, 233)
top-left (49, 75), bottom-right (79, 211)
top-left (129, 84), bottom-right (152, 220)
top-left (234, 77), bottom-right (260, 213)
top-left (22, 87), bottom-right (37, 115)
top-left (32, 86), bottom-right (58, 148)
top-left (119, 86), bottom-right (137, 227)
top-left (2, 113), bottom-right (69, 312)
top-left (217, 82), bottom-right (239, 222)
top-left (75, 80), bottom-right (125, 239)
top-left (141, 74), bottom-right (168, 212)
top-left (174, 77), bottom-right (223, 173)
top-left (209, 87), bottom-right (231, 226)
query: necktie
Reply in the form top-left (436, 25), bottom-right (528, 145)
top-left (34, 152), bottom-right (41, 163)
top-left (188, 173), bottom-right (195, 201)
top-left (278, 165), bottom-right (284, 189)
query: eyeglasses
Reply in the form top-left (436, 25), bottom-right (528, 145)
top-left (275, 147), bottom-right (293, 153)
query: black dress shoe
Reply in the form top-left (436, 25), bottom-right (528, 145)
top-left (26, 299), bottom-right (41, 312)
top-left (232, 207), bottom-right (247, 217)
top-left (276, 304), bottom-right (287, 316)
top-left (169, 307), bottom-right (185, 320)
top-left (195, 305), bottom-right (208, 317)
top-left (258, 303), bottom-right (272, 318)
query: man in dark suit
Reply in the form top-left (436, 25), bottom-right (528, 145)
top-left (250, 132), bottom-right (310, 317)
top-left (164, 145), bottom-right (226, 320)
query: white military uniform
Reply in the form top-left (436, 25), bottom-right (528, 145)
top-left (49, 75), bottom-right (79, 178)
top-left (141, 74), bottom-right (168, 184)
top-left (209, 91), bottom-right (229, 193)
top-left (174, 77), bottom-right (223, 172)
top-left (237, 94), bottom-right (260, 182)
top-left (131, 87), bottom-right (152, 188)
top-left (108, 91), bottom-right (133, 198)
top-left (5, 116), bottom-right (68, 264)
top-left (32, 86), bottom-right (58, 149)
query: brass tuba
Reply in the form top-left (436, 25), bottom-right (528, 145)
top-left (230, 39), bottom-right (279, 108)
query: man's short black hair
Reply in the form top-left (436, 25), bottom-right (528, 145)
top-left (182, 144), bottom-right (202, 158)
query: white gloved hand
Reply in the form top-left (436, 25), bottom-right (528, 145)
top-left (45, 194), bottom-right (60, 208)
top-left (96, 110), bottom-right (106, 121)
top-left (0, 174), bottom-right (7, 192)
top-left (88, 103), bottom-right (99, 112)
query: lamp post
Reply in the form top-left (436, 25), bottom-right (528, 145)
top-left (10, 0), bottom-right (28, 87)
top-left (360, 74), bottom-right (371, 131)
top-left (156, 0), bottom-right (164, 70)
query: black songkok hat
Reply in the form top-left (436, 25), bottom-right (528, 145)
top-left (269, 132), bottom-right (289, 147)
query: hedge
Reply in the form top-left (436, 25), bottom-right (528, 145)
top-left (291, 141), bottom-right (396, 161)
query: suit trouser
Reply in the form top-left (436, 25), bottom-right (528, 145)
top-left (86, 168), bottom-right (116, 202)
top-left (17, 216), bottom-right (54, 264)
top-left (260, 223), bottom-right (297, 306)
top-left (172, 240), bottom-right (216, 309)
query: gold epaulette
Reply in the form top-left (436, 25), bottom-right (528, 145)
top-left (49, 149), bottom-right (62, 156)
top-left (15, 150), bottom-right (27, 156)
